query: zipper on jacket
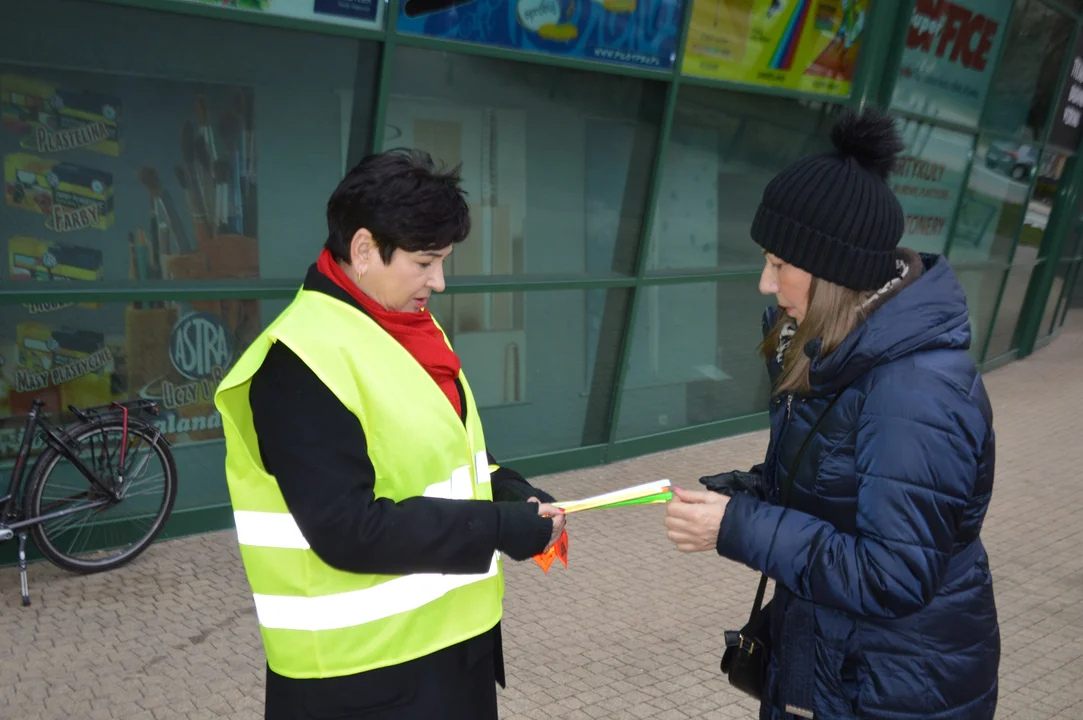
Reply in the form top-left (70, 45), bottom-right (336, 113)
top-left (769, 393), bottom-right (796, 503)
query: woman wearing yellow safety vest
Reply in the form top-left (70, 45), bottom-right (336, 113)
top-left (214, 148), bottom-right (568, 719)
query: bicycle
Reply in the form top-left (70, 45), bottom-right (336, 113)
top-left (1, 398), bottom-right (178, 606)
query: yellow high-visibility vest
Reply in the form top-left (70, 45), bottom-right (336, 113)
top-left (214, 289), bottom-right (503, 679)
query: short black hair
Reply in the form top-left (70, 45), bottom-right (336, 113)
top-left (325, 148), bottom-right (471, 265)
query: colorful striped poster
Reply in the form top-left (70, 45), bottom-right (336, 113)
top-left (682, 0), bottom-right (867, 98)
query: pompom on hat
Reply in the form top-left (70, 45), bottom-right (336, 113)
top-left (750, 107), bottom-right (907, 292)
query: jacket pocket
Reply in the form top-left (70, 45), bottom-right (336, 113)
top-left (813, 606), bottom-right (860, 719)
top-left (811, 443), bottom-right (856, 499)
top-left (839, 653), bottom-right (862, 717)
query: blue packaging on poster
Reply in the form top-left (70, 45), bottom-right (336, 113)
top-left (398, 0), bottom-right (683, 70)
top-left (315, 0), bottom-right (379, 22)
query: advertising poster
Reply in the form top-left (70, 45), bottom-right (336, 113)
top-left (181, 0), bottom-right (383, 28)
top-left (890, 121), bottom-right (971, 255)
top-left (682, 0), bottom-right (868, 97)
top-left (890, 0), bottom-right (1012, 127)
top-left (1048, 32), bottom-right (1083, 151)
top-left (0, 65), bottom-right (263, 459)
top-left (396, 0), bottom-right (683, 70)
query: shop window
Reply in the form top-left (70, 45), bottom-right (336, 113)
top-left (428, 288), bottom-right (631, 457)
top-left (0, 298), bottom-right (277, 510)
top-left (0, 0), bottom-right (378, 504)
top-left (984, 148), bottom-right (1073, 352)
top-left (383, 47), bottom-right (665, 282)
top-left (1040, 260), bottom-right (1075, 337)
top-left (647, 87), bottom-right (839, 272)
top-left (892, 120), bottom-right (974, 255)
top-left (1014, 150), bottom-right (1071, 264)
top-left (954, 267), bottom-right (1007, 362)
top-left (984, 262), bottom-right (1039, 359)
top-left (983, 0), bottom-right (1073, 140)
top-left (1, 0), bottom-right (380, 288)
top-left (614, 277), bottom-right (773, 440)
top-left (890, 0), bottom-right (1013, 128)
top-left (950, 136), bottom-right (1038, 263)
top-left (1034, 165), bottom-right (1083, 337)
top-left (383, 47), bottom-right (663, 419)
top-left (1065, 260), bottom-right (1083, 312)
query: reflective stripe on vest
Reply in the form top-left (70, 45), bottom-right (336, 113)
top-left (251, 553), bottom-right (500, 631)
top-left (233, 456), bottom-right (492, 551)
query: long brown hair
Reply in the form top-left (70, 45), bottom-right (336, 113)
top-left (760, 277), bottom-right (874, 395)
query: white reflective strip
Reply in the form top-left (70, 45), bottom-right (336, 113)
top-left (474, 451), bottom-right (491, 484)
top-left (451, 465), bottom-right (473, 498)
top-left (423, 465), bottom-right (474, 499)
top-left (423, 479), bottom-right (453, 498)
top-left (234, 511), bottom-right (310, 550)
top-left (253, 552), bottom-right (500, 631)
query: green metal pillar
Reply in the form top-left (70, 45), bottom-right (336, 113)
top-left (370, 0), bottom-right (401, 151)
top-left (1016, 156), bottom-right (1083, 356)
top-left (849, 0), bottom-right (905, 109)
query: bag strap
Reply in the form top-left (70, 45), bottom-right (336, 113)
top-left (746, 392), bottom-right (843, 623)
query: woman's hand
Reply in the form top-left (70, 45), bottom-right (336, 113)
top-left (664, 487), bottom-right (729, 553)
top-left (529, 497), bottom-right (567, 551)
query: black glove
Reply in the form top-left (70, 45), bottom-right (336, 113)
top-left (699, 470), bottom-right (767, 502)
top-left (490, 465), bottom-right (556, 504)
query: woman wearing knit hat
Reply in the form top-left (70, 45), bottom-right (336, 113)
top-left (664, 108), bottom-right (1000, 719)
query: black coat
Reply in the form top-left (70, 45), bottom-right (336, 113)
top-left (249, 266), bottom-right (556, 719)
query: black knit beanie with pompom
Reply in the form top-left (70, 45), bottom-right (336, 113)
top-left (750, 107), bottom-right (906, 292)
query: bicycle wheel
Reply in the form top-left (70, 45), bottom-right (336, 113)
top-left (25, 417), bottom-right (178, 574)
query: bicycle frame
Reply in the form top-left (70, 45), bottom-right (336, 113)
top-left (1, 400), bottom-right (129, 533)
top-left (1, 398), bottom-right (163, 607)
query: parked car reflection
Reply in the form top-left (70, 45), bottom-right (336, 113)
top-left (985, 142), bottom-right (1038, 182)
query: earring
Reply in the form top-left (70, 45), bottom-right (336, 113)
top-left (356, 270), bottom-right (363, 283)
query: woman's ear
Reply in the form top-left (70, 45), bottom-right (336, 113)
top-left (350, 228), bottom-right (375, 273)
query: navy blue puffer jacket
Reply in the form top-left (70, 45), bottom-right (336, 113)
top-left (717, 254), bottom-right (1000, 720)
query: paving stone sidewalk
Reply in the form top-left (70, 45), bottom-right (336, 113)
top-left (1, 314), bottom-right (1081, 720)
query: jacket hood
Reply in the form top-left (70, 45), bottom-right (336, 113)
top-left (766, 254), bottom-right (972, 396)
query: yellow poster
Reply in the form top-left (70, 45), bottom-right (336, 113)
top-left (682, 0), bottom-right (868, 97)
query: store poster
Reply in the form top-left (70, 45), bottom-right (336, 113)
top-left (682, 0), bottom-right (868, 97)
top-left (890, 121), bottom-right (971, 255)
top-left (890, 0), bottom-right (1012, 127)
top-left (396, 0), bottom-right (683, 70)
top-left (0, 66), bottom-right (262, 459)
top-left (182, 0), bottom-right (383, 28)
top-left (1048, 31), bottom-right (1083, 151)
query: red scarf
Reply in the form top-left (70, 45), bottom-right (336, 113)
top-left (316, 249), bottom-right (463, 416)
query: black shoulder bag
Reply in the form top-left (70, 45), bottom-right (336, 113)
top-left (720, 393), bottom-right (841, 699)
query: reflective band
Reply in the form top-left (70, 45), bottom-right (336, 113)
top-left (234, 510), bottom-right (310, 550)
top-left (474, 451), bottom-right (491, 485)
top-left (422, 465), bottom-right (474, 499)
top-left (237, 457), bottom-right (491, 550)
top-left (253, 552), bottom-right (500, 631)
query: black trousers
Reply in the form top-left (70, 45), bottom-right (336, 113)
top-left (265, 627), bottom-right (501, 720)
